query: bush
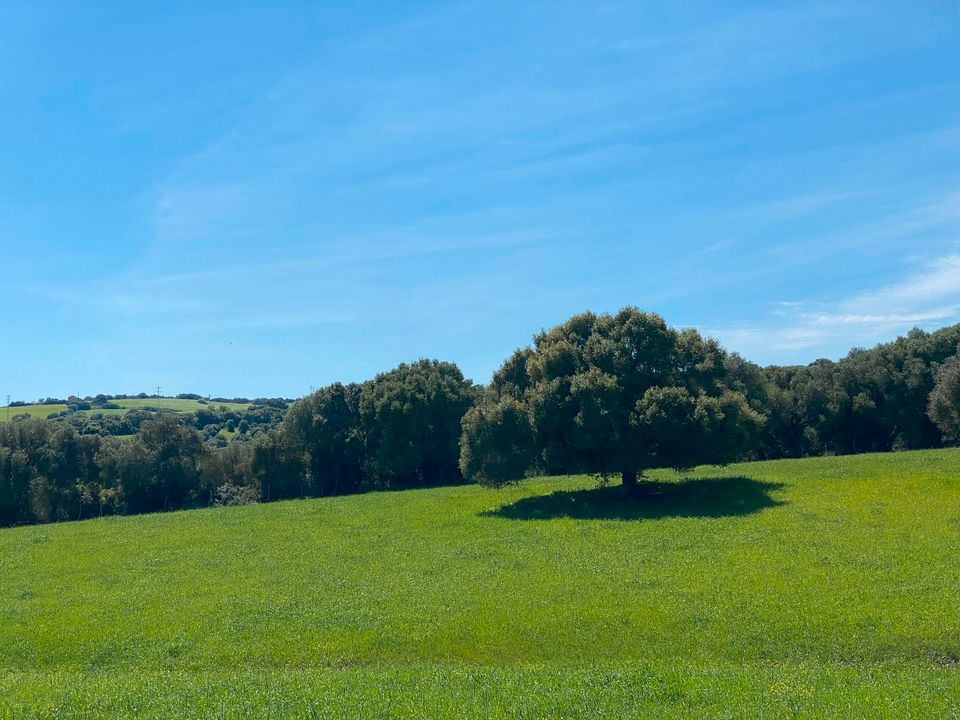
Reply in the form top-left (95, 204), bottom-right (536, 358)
top-left (929, 346), bottom-right (960, 444)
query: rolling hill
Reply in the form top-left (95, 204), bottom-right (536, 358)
top-left (0, 397), bottom-right (252, 422)
top-left (2, 449), bottom-right (959, 718)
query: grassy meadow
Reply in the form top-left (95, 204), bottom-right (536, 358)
top-left (0, 404), bottom-right (68, 421)
top-left (0, 397), bottom-right (251, 422)
top-left (2, 449), bottom-right (959, 717)
top-left (105, 397), bottom-right (251, 413)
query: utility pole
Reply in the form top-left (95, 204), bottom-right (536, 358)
top-left (5, 395), bottom-right (9, 422)
top-left (156, 386), bottom-right (162, 411)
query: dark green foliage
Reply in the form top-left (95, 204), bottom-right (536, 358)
top-left (928, 345), bottom-right (960, 444)
top-left (0, 420), bottom-right (102, 525)
top-left (278, 361), bottom-right (476, 496)
top-left (249, 430), bottom-right (305, 502)
top-left (359, 360), bottom-right (476, 489)
top-left (461, 308), bottom-right (764, 489)
top-left (635, 387), bottom-right (763, 471)
top-left (489, 348), bottom-right (533, 401)
top-left (5, 314), bottom-right (960, 528)
top-left (98, 416), bottom-right (207, 513)
top-left (759, 325), bottom-right (960, 457)
top-left (200, 442), bottom-right (258, 506)
top-left (460, 396), bottom-right (535, 485)
top-left (0, 359), bottom-right (476, 526)
top-left (283, 382), bottom-right (364, 496)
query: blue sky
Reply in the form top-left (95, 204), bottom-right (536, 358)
top-left (2, 2), bottom-right (959, 400)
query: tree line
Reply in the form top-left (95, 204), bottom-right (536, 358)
top-left (2, 309), bottom-right (959, 526)
top-left (0, 360), bottom-right (474, 525)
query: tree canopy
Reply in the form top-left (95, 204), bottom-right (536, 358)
top-left (360, 359), bottom-right (476, 489)
top-left (928, 345), bottom-right (960, 444)
top-left (4, 312), bottom-right (960, 527)
top-left (460, 308), bottom-right (764, 491)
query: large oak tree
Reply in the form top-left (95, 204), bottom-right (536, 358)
top-left (460, 308), bottom-right (764, 492)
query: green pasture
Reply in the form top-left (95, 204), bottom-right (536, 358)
top-left (2, 449), bottom-right (959, 717)
top-left (104, 397), bottom-right (251, 413)
top-left (0, 397), bottom-right (251, 423)
top-left (0, 404), bottom-right (67, 422)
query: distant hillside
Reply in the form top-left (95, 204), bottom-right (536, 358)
top-left (1, 397), bottom-right (258, 422)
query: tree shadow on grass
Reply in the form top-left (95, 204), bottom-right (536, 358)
top-left (482, 477), bottom-right (786, 521)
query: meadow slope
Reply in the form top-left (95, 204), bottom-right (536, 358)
top-left (0, 397), bottom-right (251, 422)
top-left (2, 450), bottom-right (959, 718)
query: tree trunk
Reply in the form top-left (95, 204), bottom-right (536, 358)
top-left (621, 469), bottom-right (638, 495)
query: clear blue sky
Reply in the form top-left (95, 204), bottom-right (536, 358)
top-left (2, 2), bottom-right (959, 400)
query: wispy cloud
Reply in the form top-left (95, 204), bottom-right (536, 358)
top-left (13, 221), bottom-right (550, 338)
top-left (131, 2), bottom-right (894, 264)
top-left (710, 253), bottom-right (960, 362)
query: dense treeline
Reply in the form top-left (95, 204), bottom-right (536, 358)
top-left (44, 404), bottom-right (287, 442)
top-left (0, 360), bottom-right (474, 525)
top-left (461, 310), bottom-right (960, 490)
top-left (14, 392), bottom-right (295, 406)
top-left (2, 310), bottom-right (959, 526)
top-left (756, 325), bottom-right (960, 457)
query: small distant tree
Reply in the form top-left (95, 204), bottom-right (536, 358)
top-left (929, 346), bottom-right (960, 444)
top-left (250, 430), bottom-right (305, 502)
top-left (200, 441), bottom-right (258, 506)
top-left (28, 476), bottom-right (53, 522)
top-left (360, 360), bottom-right (476, 490)
top-left (460, 308), bottom-right (764, 493)
top-left (283, 383), bottom-right (364, 496)
top-left (460, 396), bottom-right (535, 485)
top-left (100, 415), bottom-right (206, 513)
top-left (96, 436), bottom-right (153, 514)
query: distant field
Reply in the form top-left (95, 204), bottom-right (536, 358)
top-left (0, 403), bottom-right (68, 421)
top-left (111, 398), bottom-right (250, 413)
top-left (2, 449), bottom-right (959, 718)
top-left (0, 397), bottom-right (251, 422)
top-left (107, 397), bottom-right (251, 413)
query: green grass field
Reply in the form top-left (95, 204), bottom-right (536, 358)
top-left (105, 397), bottom-right (251, 413)
top-left (0, 404), bottom-right (68, 421)
top-left (0, 398), bottom-right (251, 423)
top-left (2, 449), bottom-right (959, 718)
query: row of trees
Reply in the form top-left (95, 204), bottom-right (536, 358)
top-left (757, 325), bottom-right (960, 457)
top-left (0, 360), bottom-right (475, 525)
top-left (39, 404), bottom-right (287, 442)
top-left (2, 308), bottom-right (959, 525)
top-left (461, 310), bottom-right (960, 490)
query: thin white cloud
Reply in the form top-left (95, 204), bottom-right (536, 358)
top-left (808, 308), bottom-right (959, 326)
top-left (766, 189), bottom-right (960, 267)
top-left (845, 254), bottom-right (960, 309)
top-left (709, 253), bottom-right (960, 361)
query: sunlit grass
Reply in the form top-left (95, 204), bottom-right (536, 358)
top-left (0, 397), bottom-right (252, 423)
top-left (108, 397), bottom-right (251, 413)
top-left (0, 404), bottom-right (67, 422)
top-left (2, 449), bottom-right (959, 717)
